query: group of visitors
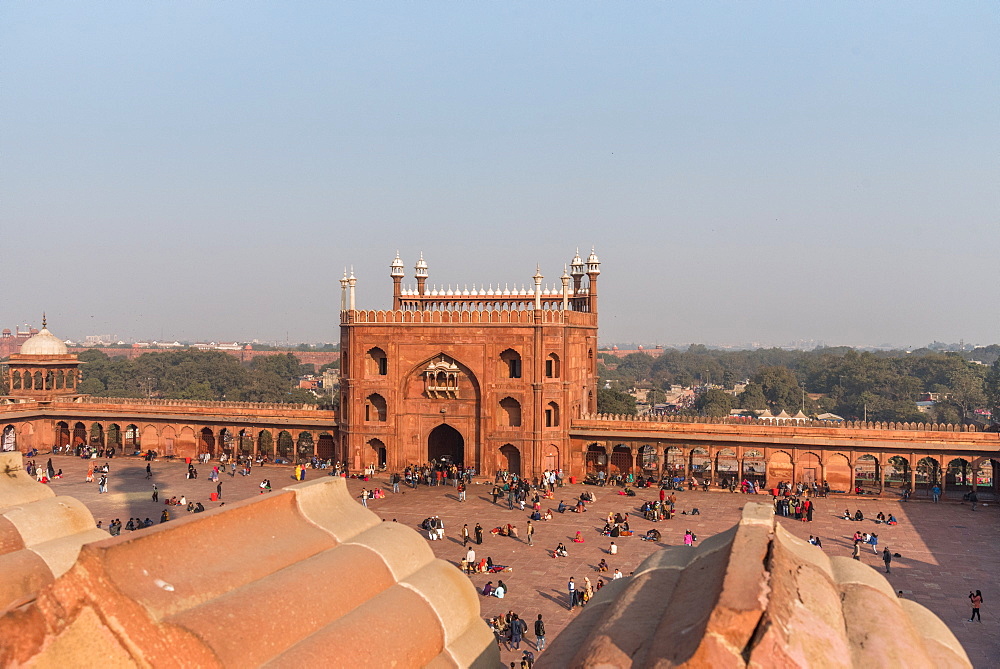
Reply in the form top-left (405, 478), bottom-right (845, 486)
top-left (718, 476), bottom-right (764, 494)
top-left (842, 509), bottom-right (898, 525)
top-left (487, 610), bottom-right (544, 663)
top-left (25, 458), bottom-right (64, 483)
top-left (567, 576), bottom-right (597, 608)
top-left (774, 496), bottom-right (815, 521)
top-left (99, 517), bottom-right (155, 533)
top-left (774, 480), bottom-right (829, 498)
top-left (396, 462), bottom-right (477, 489)
top-left (72, 444), bottom-right (117, 460)
top-left (420, 515), bottom-right (446, 539)
top-left (601, 511), bottom-right (633, 537)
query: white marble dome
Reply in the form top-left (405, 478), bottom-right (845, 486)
top-left (20, 328), bottom-right (69, 356)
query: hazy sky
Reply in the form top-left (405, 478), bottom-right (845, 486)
top-left (3, 3), bottom-right (998, 347)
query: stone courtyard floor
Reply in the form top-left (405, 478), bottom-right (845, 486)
top-left (34, 454), bottom-right (1000, 667)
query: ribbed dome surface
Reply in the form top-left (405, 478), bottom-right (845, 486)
top-left (20, 328), bottom-right (68, 355)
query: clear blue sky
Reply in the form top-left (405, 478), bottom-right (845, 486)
top-left (3, 3), bottom-right (997, 347)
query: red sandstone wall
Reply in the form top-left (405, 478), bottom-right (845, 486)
top-left (340, 310), bottom-right (598, 477)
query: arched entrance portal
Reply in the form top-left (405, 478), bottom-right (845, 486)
top-left (428, 424), bottom-right (464, 466)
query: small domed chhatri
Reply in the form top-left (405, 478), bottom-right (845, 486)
top-left (5, 316), bottom-right (81, 402)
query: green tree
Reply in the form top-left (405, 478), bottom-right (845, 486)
top-left (755, 366), bottom-right (802, 413)
top-left (646, 388), bottom-right (667, 405)
top-left (737, 383), bottom-right (768, 411)
top-left (986, 359), bottom-right (1000, 423)
top-left (694, 389), bottom-right (734, 417)
top-left (937, 367), bottom-right (986, 423)
top-left (597, 387), bottom-right (637, 415)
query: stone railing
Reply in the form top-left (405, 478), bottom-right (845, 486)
top-left (342, 308), bottom-right (596, 326)
top-left (66, 396), bottom-right (335, 412)
top-left (579, 412), bottom-right (984, 433)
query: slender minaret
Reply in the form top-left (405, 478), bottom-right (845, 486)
top-left (415, 253), bottom-right (428, 297)
top-left (586, 248), bottom-right (601, 314)
top-left (390, 252), bottom-right (405, 309)
top-left (533, 265), bottom-right (544, 311)
top-left (339, 269), bottom-right (350, 311)
top-left (560, 265), bottom-right (571, 312)
top-left (570, 249), bottom-right (585, 300)
top-left (348, 268), bottom-right (357, 311)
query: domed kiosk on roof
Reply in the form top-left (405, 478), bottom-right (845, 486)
top-left (4, 316), bottom-right (82, 403)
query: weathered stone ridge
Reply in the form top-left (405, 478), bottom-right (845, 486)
top-left (538, 502), bottom-right (971, 668)
top-left (0, 452), bottom-right (107, 612)
top-left (0, 471), bottom-right (497, 668)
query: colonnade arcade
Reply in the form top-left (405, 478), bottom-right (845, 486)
top-left (32, 420), bottom-right (336, 462)
top-left (6, 367), bottom-right (80, 393)
top-left (582, 441), bottom-right (1000, 498)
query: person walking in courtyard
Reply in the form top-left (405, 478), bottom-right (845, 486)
top-left (931, 484), bottom-right (941, 503)
top-left (509, 613), bottom-right (526, 650)
top-left (882, 547), bottom-right (892, 573)
top-left (534, 614), bottom-right (546, 651)
top-left (145, 462), bottom-right (152, 479)
top-left (151, 484), bottom-right (158, 503)
top-left (98, 474), bottom-right (108, 494)
top-left (526, 520), bottom-right (534, 546)
top-left (463, 524), bottom-right (470, 546)
top-left (466, 546), bottom-right (476, 573)
top-left (969, 590), bottom-right (982, 622)
top-left (475, 522), bottom-right (484, 545)
top-left (568, 577), bottom-right (577, 608)
top-left (852, 540), bottom-right (861, 561)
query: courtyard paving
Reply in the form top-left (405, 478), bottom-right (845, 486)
top-left (31, 454), bottom-right (1000, 667)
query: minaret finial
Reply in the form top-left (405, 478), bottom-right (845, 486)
top-left (42, 313), bottom-right (47, 329)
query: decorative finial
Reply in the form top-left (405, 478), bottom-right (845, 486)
top-left (42, 313), bottom-right (47, 329)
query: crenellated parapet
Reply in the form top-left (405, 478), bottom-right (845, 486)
top-left (342, 308), bottom-right (596, 326)
top-left (578, 412), bottom-right (987, 433)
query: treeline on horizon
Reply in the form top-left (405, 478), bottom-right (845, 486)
top-left (55, 350), bottom-right (334, 404)
top-left (597, 344), bottom-right (1000, 425)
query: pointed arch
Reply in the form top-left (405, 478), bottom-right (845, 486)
top-left (499, 397), bottom-right (522, 427)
